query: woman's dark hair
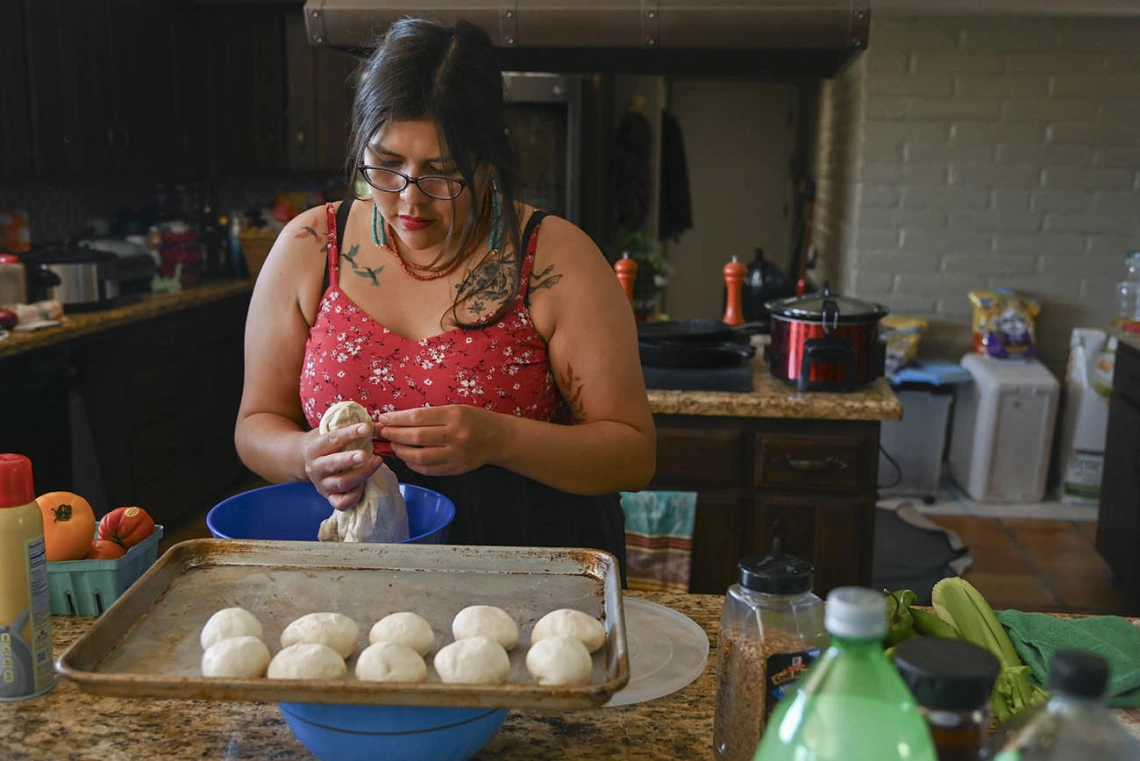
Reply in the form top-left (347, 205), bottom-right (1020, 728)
top-left (347, 17), bottom-right (523, 328)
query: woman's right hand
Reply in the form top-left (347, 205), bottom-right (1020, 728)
top-left (300, 423), bottom-right (382, 511)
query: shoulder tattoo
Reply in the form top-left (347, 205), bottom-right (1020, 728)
top-left (341, 244), bottom-right (384, 287)
top-left (293, 215), bottom-right (330, 254)
top-left (456, 247), bottom-right (517, 317)
top-left (527, 264), bottom-right (563, 296)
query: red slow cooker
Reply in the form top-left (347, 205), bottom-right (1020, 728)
top-left (765, 286), bottom-right (889, 392)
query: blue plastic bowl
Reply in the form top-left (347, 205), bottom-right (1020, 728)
top-left (278, 704), bottom-right (508, 761)
top-left (206, 481), bottom-right (455, 544)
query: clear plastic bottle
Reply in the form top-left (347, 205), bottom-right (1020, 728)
top-left (1117, 250), bottom-right (1140, 324)
top-left (714, 554), bottom-right (827, 761)
top-left (981, 650), bottom-right (1140, 761)
top-left (753, 587), bottom-right (938, 761)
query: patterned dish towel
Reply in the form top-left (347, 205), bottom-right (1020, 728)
top-left (619, 491), bottom-right (698, 593)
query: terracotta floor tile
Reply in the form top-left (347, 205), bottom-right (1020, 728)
top-left (1003, 519), bottom-right (1090, 552)
top-left (960, 571), bottom-right (1059, 609)
top-left (1024, 548), bottom-right (1113, 577)
top-left (929, 516), bottom-right (1014, 549)
top-left (966, 546), bottom-right (1036, 574)
top-left (1049, 575), bottom-right (1140, 616)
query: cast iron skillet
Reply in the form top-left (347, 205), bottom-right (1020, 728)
top-left (638, 319), bottom-right (769, 344)
top-left (639, 339), bottom-right (756, 369)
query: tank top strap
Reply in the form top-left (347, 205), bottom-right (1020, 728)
top-left (322, 197), bottom-right (354, 293)
top-left (517, 209), bottom-right (548, 304)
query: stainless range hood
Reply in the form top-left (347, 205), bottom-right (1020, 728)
top-left (303, 0), bottom-right (871, 78)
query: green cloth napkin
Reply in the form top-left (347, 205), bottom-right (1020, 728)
top-left (996, 609), bottom-right (1140, 708)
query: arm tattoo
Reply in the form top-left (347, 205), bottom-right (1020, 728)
top-left (527, 264), bottom-right (563, 296)
top-left (293, 220), bottom-right (329, 254)
top-left (559, 362), bottom-right (588, 422)
top-left (341, 244), bottom-right (384, 286)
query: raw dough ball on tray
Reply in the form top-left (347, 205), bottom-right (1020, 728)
top-left (531, 609), bottom-right (606, 653)
top-left (355, 642), bottom-right (428, 683)
top-left (201, 636), bottom-right (271, 678)
top-left (370, 612), bottom-right (435, 656)
top-left (452, 605), bottom-right (519, 651)
top-left (268, 643), bottom-right (348, 680)
top-left (434, 637), bottom-right (511, 685)
top-left (526, 636), bottom-right (592, 687)
top-left (280, 612), bottom-right (360, 659)
top-left (200, 607), bottom-right (264, 650)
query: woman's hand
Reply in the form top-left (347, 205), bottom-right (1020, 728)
top-left (378, 406), bottom-right (505, 477)
top-left (300, 422), bottom-right (383, 510)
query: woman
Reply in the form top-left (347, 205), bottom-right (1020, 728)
top-left (234, 18), bottom-right (655, 580)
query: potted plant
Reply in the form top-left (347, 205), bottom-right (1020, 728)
top-left (611, 231), bottom-right (673, 323)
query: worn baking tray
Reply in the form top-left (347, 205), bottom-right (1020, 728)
top-left (56, 540), bottom-right (628, 710)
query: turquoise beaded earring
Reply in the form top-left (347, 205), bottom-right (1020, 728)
top-left (488, 173), bottom-right (503, 253)
top-left (371, 201), bottom-right (390, 249)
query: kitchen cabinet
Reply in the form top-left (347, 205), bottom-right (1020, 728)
top-left (285, 12), bottom-right (359, 173)
top-left (1096, 339), bottom-right (1140, 598)
top-left (0, 0), bottom-right (33, 177)
top-left (651, 415), bottom-right (881, 596)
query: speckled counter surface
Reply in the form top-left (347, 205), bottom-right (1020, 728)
top-left (647, 361), bottom-right (902, 421)
top-left (0, 279), bottom-right (254, 360)
top-left (3, 594), bottom-right (1138, 759)
top-left (0, 592), bottom-right (720, 761)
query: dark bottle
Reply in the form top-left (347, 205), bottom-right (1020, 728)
top-left (741, 248), bottom-right (793, 323)
top-left (895, 637), bottom-right (1001, 761)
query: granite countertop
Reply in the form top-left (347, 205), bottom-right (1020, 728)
top-left (1113, 325), bottom-right (1140, 354)
top-left (647, 360), bottom-right (903, 421)
top-left (0, 279), bottom-right (254, 360)
top-left (1, 592), bottom-right (1137, 759)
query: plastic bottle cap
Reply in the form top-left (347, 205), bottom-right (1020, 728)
top-left (824, 587), bottom-right (887, 639)
top-left (894, 638), bottom-right (1001, 711)
top-left (0, 454), bottom-right (35, 509)
top-left (737, 553), bottom-right (814, 595)
top-left (1049, 650), bottom-right (1109, 699)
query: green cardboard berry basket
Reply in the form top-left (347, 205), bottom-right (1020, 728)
top-left (46, 526), bottom-right (164, 616)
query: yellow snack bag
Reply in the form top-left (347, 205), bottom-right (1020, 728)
top-left (880, 315), bottom-right (928, 376)
top-left (968, 289), bottom-right (1040, 359)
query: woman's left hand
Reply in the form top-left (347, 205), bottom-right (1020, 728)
top-left (377, 406), bottom-right (504, 476)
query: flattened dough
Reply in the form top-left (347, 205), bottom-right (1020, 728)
top-left (433, 637), bottom-right (510, 685)
top-left (355, 642), bottom-right (428, 683)
top-left (452, 605), bottom-right (519, 651)
top-left (280, 612), bottom-right (360, 659)
top-left (370, 612), bottom-right (435, 656)
top-left (525, 636), bottom-right (592, 686)
top-left (200, 607), bottom-right (264, 650)
top-left (201, 636), bottom-right (271, 678)
top-left (316, 401), bottom-right (410, 544)
top-left (267, 643), bottom-right (347, 680)
top-left (531, 609), bottom-right (606, 653)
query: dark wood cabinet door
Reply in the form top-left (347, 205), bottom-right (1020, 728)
top-left (1096, 390), bottom-right (1140, 592)
top-left (748, 495), bottom-right (874, 597)
top-left (0, 0), bottom-right (33, 177)
top-left (285, 11), bottom-right (357, 174)
top-left (168, 3), bottom-right (207, 175)
top-left (689, 491), bottom-right (746, 595)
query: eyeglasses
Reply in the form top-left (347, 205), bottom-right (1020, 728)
top-left (358, 165), bottom-right (468, 200)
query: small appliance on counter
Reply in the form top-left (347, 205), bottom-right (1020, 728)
top-left (765, 285), bottom-right (888, 392)
top-left (0, 254), bottom-right (26, 307)
top-left (24, 245), bottom-right (120, 312)
top-left (77, 238), bottom-right (156, 299)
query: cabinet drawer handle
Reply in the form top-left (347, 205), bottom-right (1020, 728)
top-left (773, 455), bottom-right (849, 473)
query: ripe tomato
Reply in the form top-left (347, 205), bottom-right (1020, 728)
top-left (98, 506), bottom-right (156, 548)
top-left (37, 492), bottom-right (97, 562)
top-left (85, 540), bottom-right (127, 560)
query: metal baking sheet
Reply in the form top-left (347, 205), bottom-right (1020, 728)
top-left (56, 540), bottom-right (628, 710)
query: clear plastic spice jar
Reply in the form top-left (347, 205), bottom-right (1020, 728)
top-left (894, 637), bottom-right (1001, 761)
top-left (713, 554), bottom-right (827, 761)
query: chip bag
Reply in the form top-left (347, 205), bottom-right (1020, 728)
top-left (880, 315), bottom-right (928, 378)
top-left (969, 289), bottom-right (1040, 359)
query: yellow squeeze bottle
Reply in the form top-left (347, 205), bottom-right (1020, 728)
top-left (0, 454), bottom-right (54, 701)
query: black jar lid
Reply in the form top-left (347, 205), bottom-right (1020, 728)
top-left (737, 554), bottom-right (814, 595)
top-left (894, 637), bottom-right (1001, 711)
top-left (1049, 650), bottom-right (1109, 699)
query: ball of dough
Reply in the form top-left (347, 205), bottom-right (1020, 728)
top-left (369, 612), bottom-right (435, 656)
top-left (531, 609), bottom-right (606, 654)
top-left (201, 636), bottom-right (271, 678)
top-left (355, 642), bottom-right (428, 683)
top-left (433, 636), bottom-right (510, 685)
top-left (200, 607), bottom-right (264, 650)
top-left (452, 605), bottom-right (519, 651)
top-left (280, 613), bottom-right (360, 659)
top-left (526, 636), bottom-right (592, 687)
top-left (268, 643), bottom-right (348, 680)
top-left (320, 401), bottom-right (372, 451)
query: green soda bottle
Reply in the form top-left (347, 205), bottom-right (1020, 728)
top-left (753, 587), bottom-right (938, 761)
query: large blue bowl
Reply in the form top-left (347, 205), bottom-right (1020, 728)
top-left (278, 703), bottom-right (508, 761)
top-left (206, 481), bottom-right (456, 544)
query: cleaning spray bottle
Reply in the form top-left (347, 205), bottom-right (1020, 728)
top-left (0, 453), bottom-right (55, 701)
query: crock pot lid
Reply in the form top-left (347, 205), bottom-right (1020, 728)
top-left (767, 287), bottom-right (887, 322)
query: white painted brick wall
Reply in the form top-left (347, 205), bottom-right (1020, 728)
top-left (838, 16), bottom-right (1140, 373)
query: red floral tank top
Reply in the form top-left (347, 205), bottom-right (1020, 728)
top-left (300, 203), bottom-right (564, 455)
